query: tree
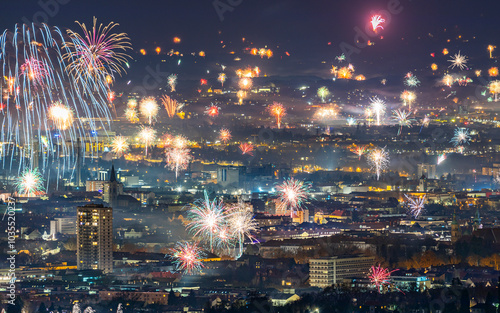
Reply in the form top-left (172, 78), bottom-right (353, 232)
top-left (168, 289), bottom-right (178, 306)
top-left (63, 237), bottom-right (77, 251)
top-left (37, 302), bottom-right (46, 313)
top-left (459, 288), bottom-right (469, 313)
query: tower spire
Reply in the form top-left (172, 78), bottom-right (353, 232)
top-left (110, 163), bottom-right (116, 182)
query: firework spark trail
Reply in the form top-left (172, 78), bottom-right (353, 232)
top-left (186, 191), bottom-right (226, 252)
top-left (275, 178), bottom-right (312, 217)
top-left (64, 17), bottom-right (131, 84)
top-left (226, 199), bottom-right (257, 258)
top-left (161, 95), bottom-right (178, 118)
top-left (168, 241), bottom-right (205, 274)
top-left (437, 153), bottom-right (447, 165)
top-left (0, 21), bottom-right (130, 185)
top-left (368, 265), bottom-right (398, 293)
top-left (368, 147), bottom-right (389, 180)
top-left (267, 102), bottom-right (286, 129)
top-left (166, 148), bottom-right (192, 179)
top-left (404, 194), bottom-right (426, 218)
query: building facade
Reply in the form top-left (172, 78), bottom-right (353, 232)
top-left (77, 204), bottom-right (113, 274)
top-left (50, 217), bottom-right (76, 237)
top-left (309, 255), bottom-right (375, 288)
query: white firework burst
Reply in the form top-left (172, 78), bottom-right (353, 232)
top-left (450, 127), bottom-right (470, 146)
top-left (404, 194), bottom-right (425, 218)
top-left (448, 51), bottom-right (468, 70)
top-left (404, 73), bottom-right (420, 87)
top-left (368, 147), bottom-right (390, 180)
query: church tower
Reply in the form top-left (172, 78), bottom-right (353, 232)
top-left (451, 212), bottom-right (460, 244)
top-left (472, 208), bottom-right (481, 232)
top-left (103, 164), bottom-right (123, 208)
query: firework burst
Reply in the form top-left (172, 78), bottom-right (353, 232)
top-left (16, 168), bottom-right (45, 197)
top-left (227, 200), bottom-right (257, 258)
top-left (315, 105), bottom-right (338, 123)
top-left (218, 73), bottom-right (227, 87)
top-left (442, 74), bottom-right (454, 87)
top-left (448, 51), bottom-right (468, 70)
top-left (489, 67), bottom-right (499, 77)
top-left (337, 66), bottom-right (353, 79)
top-left (370, 97), bottom-right (386, 126)
top-left (404, 194), bottom-right (426, 218)
top-left (392, 109), bottom-right (413, 135)
top-left (111, 136), bottom-right (129, 156)
top-left (186, 191), bottom-right (226, 252)
top-left (166, 148), bottom-right (192, 179)
top-left (168, 74), bottom-right (177, 92)
top-left (368, 147), bottom-right (390, 180)
top-left (237, 90), bottom-right (247, 105)
top-left (139, 97), bottom-right (159, 124)
top-left (489, 80), bottom-right (500, 101)
top-left (275, 178), bottom-right (312, 217)
top-left (437, 153), bottom-right (447, 165)
top-left (48, 102), bottom-right (74, 131)
top-left (125, 107), bottom-right (139, 123)
top-left (346, 117), bottom-right (357, 126)
top-left (127, 98), bottom-right (137, 108)
top-left (206, 104), bottom-right (220, 117)
top-left (451, 128), bottom-right (470, 146)
top-left (317, 87), bottom-right (330, 103)
top-left (20, 58), bottom-right (49, 86)
top-left (370, 15), bottom-right (385, 32)
top-left (168, 242), bottom-right (205, 274)
top-left (400, 90), bottom-right (416, 110)
top-left (219, 129), bottom-right (232, 143)
top-left (138, 126), bottom-right (157, 156)
top-left (267, 102), bottom-right (286, 129)
top-left (161, 95), bottom-right (179, 118)
top-left (404, 72), bottom-right (420, 87)
top-left (351, 145), bottom-right (369, 160)
top-left (64, 17), bottom-right (132, 83)
top-left (239, 143), bottom-right (254, 156)
top-left (368, 265), bottom-right (398, 292)
top-left (239, 77), bottom-right (253, 90)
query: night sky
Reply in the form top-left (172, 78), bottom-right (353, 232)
top-left (3, 0), bottom-right (500, 77)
